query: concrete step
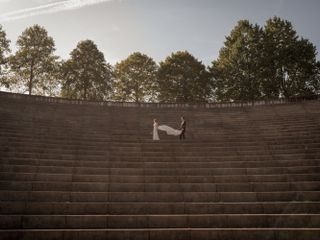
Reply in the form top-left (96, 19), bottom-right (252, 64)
top-left (1, 148), bottom-right (109, 156)
top-left (0, 181), bottom-right (319, 192)
top-left (1, 157), bottom-right (320, 168)
top-left (1, 164), bottom-right (319, 175)
top-left (2, 137), bottom-right (320, 148)
top-left (0, 134), bottom-right (111, 143)
top-left (1, 153), bottom-right (107, 161)
top-left (0, 190), bottom-right (319, 202)
top-left (1, 158), bottom-right (320, 170)
top-left (2, 121), bottom-right (318, 130)
top-left (1, 228), bottom-right (319, 240)
top-left (2, 131), bottom-right (320, 141)
top-left (0, 136), bottom-right (111, 145)
top-left (107, 149), bottom-right (320, 157)
top-left (110, 154), bottom-right (320, 161)
top-left (139, 143), bottom-right (320, 151)
top-left (1, 214), bottom-right (320, 229)
top-left (1, 201), bottom-right (320, 215)
top-left (1, 172), bottom-right (319, 183)
top-left (2, 153), bottom-right (320, 164)
top-left (1, 93), bottom-right (320, 239)
top-left (4, 145), bottom-right (320, 156)
top-left (1, 142), bottom-right (108, 151)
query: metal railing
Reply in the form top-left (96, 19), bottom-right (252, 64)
top-left (0, 91), bottom-right (318, 108)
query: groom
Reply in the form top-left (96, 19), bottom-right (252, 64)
top-left (179, 116), bottom-right (186, 140)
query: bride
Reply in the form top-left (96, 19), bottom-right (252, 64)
top-left (153, 119), bottom-right (182, 140)
top-left (153, 119), bottom-right (160, 140)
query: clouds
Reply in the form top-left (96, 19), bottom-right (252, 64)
top-left (0, 0), bottom-right (115, 22)
top-left (33, 0), bottom-right (65, 3)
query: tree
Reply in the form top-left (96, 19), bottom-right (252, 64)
top-left (263, 17), bottom-right (319, 99)
top-left (315, 62), bottom-right (320, 95)
top-left (0, 25), bottom-right (11, 88)
top-left (157, 51), bottom-right (211, 103)
top-left (113, 52), bottom-right (158, 102)
top-left (8, 25), bottom-right (58, 95)
top-left (36, 60), bottom-right (62, 97)
top-left (210, 20), bottom-right (264, 102)
top-left (61, 40), bottom-right (113, 101)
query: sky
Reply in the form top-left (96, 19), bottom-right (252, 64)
top-left (0, 0), bottom-right (319, 66)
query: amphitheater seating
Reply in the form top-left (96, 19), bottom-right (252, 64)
top-left (0, 92), bottom-right (320, 240)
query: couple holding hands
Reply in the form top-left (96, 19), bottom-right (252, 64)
top-left (153, 116), bottom-right (186, 141)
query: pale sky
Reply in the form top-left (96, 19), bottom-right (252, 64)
top-left (0, 0), bottom-right (319, 66)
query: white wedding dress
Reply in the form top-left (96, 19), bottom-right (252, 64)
top-left (153, 122), bottom-right (160, 140)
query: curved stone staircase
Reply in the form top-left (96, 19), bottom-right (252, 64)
top-left (0, 92), bottom-right (320, 239)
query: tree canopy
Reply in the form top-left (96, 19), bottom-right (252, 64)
top-left (8, 25), bottom-right (59, 95)
top-left (210, 20), bottom-right (264, 101)
top-left (0, 25), bottom-right (11, 88)
top-left (263, 17), bottom-right (319, 99)
top-left (210, 17), bottom-right (319, 102)
top-left (157, 51), bottom-right (211, 103)
top-left (113, 52), bottom-right (158, 102)
top-left (61, 40), bottom-right (113, 101)
top-left (0, 17), bottom-right (319, 102)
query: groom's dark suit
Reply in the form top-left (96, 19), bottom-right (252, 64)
top-left (180, 120), bottom-right (186, 140)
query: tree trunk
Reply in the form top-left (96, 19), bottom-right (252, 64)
top-left (82, 77), bottom-right (87, 100)
top-left (84, 87), bottom-right (87, 100)
top-left (134, 85), bottom-right (139, 103)
top-left (29, 64), bottom-right (34, 95)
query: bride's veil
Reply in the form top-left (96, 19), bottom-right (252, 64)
top-left (158, 125), bottom-right (182, 136)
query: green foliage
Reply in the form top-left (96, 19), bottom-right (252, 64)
top-left (113, 52), bottom-right (158, 102)
top-left (37, 60), bottom-right (62, 97)
top-left (315, 62), bottom-right (320, 95)
top-left (0, 25), bottom-right (11, 88)
top-left (8, 25), bottom-right (59, 95)
top-left (263, 17), bottom-right (319, 98)
top-left (1, 18), bottom-right (319, 102)
top-left (157, 51), bottom-right (211, 103)
top-left (210, 20), bottom-right (264, 101)
top-left (211, 17), bottom-right (319, 101)
top-left (61, 40), bottom-right (113, 101)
